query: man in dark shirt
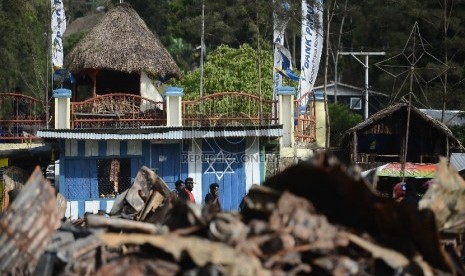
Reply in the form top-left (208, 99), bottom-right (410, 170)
top-left (205, 183), bottom-right (221, 211)
top-left (173, 180), bottom-right (189, 201)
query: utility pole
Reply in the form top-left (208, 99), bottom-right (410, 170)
top-left (339, 51), bottom-right (385, 119)
top-left (200, 1), bottom-right (205, 100)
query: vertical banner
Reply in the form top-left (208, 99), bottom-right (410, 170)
top-left (273, 1), bottom-right (290, 95)
top-left (51, 0), bottom-right (67, 69)
top-left (298, 0), bottom-right (323, 112)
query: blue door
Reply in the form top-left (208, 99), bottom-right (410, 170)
top-left (151, 143), bottom-right (182, 190)
top-left (64, 159), bottom-right (98, 200)
top-left (202, 139), bottom-right (245, 211)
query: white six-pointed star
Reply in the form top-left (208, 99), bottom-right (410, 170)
top-left (204, 150), bottom-right (236, 180)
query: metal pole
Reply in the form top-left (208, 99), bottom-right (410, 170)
top-left (339, 51), bottom-right (385, 120)
top-left (364, 55), bottom-right (369, 119)
top-left (256, 5), bottom-right (263, 124)
top-left (46, 15), bottom-right (50, 129)
top-left (200, 2), bottom-right (205, 101)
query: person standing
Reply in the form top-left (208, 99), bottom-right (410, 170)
top-left (205, 183), bottom-right (221, 211)
top-left (184, 177), bottom-right (196, 203)
top-left (173, 180), bottom-right (189, 201)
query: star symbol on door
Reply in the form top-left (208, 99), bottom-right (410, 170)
top-left (204, 150), bottom-right (236, 180)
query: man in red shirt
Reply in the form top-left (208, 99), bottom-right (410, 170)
top-left (185, 177), bottom-right (196, 203)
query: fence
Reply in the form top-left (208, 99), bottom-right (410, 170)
top-left (182, 92), bottom-right (278, 127)
top-left (294, 91), bottom-right (316, 143)
top-left (71, 93), bottom-right (166, 128)
top-left (0, 93), bottom-right (50, 142)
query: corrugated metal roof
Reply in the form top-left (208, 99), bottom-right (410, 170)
top-left (420, 109), bottom-right (465, 126)
top-left (451, 153), bottom-right (465, 172)
top-left (37, 125), bottom-right (283, 140)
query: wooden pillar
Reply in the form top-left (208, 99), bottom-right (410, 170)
top-left (352, 132), bottom-right (358, 163)
top-left (446, 137), bottom-right (450, 159)
top-left (88, 69), bottom-right (98, 97)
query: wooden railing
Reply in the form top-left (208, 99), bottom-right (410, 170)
top-left (294, 92), bottom-right (316, 143)
top-left (1, 91), bottom-right (321, 146)
top-left (353, 153), bottom-right (401, 171)
top-left (0, 93), bottom-right (50, 142)
top-left (182, 92), bottom-right (278, 126)
top-left (71, 93), bottom-right (166, 128)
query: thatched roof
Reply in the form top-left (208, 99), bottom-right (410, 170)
top-left (65, 3), bottom-right (181, 80)
top-left (341, 102), bottom-right (464, 150)
top-left (63, 12), bottom-right (104, 38)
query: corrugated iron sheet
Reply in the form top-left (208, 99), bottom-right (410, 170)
top-left (37, 126), bottom-right (283, 140)
top-left (451, 153), bottom-right (465, 172)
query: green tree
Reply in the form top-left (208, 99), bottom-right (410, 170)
top-left (171, 44), bottom-right (277, 100)
top-left (334, 0), bottom-right (465, 111)
top-left (166, 36), bottom-right (197, 72)
top-left (450, 124), bottom-right (465, 147)
top-left (125, 0), bottom-right (169, 44)
top-left (0, 0), bottom-right (49, 99)
top-left (329, 103), bottom-right (362, 147)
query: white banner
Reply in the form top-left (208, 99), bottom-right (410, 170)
top-left (298, 0), bottom-right (323, 109)
top-left (51, 0), bottom-right (66, 69)
top-left (273, 1), bottom-right (290, 94)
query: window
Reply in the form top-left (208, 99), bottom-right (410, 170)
top-left (350, 97), bottom-right (362, 110)
top-left (97, 158), bottom-right (131, 197)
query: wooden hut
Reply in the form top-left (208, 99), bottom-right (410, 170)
top-left (339, 102), bottom-right (464, 170)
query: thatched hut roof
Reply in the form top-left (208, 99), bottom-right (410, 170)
top-left (63, 12), bottom-right (104, 38)
top-left (65, 3), bottom-right (181, 80)
top-left (340, 102), bottom-right (464, 151)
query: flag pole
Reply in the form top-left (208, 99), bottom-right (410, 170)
top-left (200, 1), bottom-right (205, 100)
top-left (46, 2), bottom-right (51, 129)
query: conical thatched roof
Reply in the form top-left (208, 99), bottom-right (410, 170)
top-left (65, 3), bottom-right (181, 80)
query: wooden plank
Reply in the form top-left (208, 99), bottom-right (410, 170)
top-left (0, 167), bottom-right (61, 273)
top-left (352, 131), bottom-right (358, 163)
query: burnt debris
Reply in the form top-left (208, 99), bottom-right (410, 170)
top-left (0, 152), bottom-right (464, 275)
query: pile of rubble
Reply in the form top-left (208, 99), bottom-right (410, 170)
top-left (1, 152), bottom-right (464, 275)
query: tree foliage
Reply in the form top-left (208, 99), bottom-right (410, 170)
top-left (170, 44), bottom-right (276, 100)
top-left (3, 0), bottom-right (465, 116)
top-left (0, 0), bottom-right (49, 101)
top-left (328, 103), bottom-right (362, 146)
top-left (450, 125), bottom-right (465, 147)
top-left (335, 0), bottom-right (465, 110)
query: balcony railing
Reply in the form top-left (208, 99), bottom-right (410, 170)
top-left (182, 92), bottom-right (278, 127)
top-left (0, 93), bottom-right (50, 142)
top-left (71, 93), bottom-right (166, 128)
top-left (0, 91), bottom-right (295, 143)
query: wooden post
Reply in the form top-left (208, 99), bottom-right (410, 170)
top-left (446, 137), bottom-right (450, 160)
top-left (352, 131), bottom-right (358, 163)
